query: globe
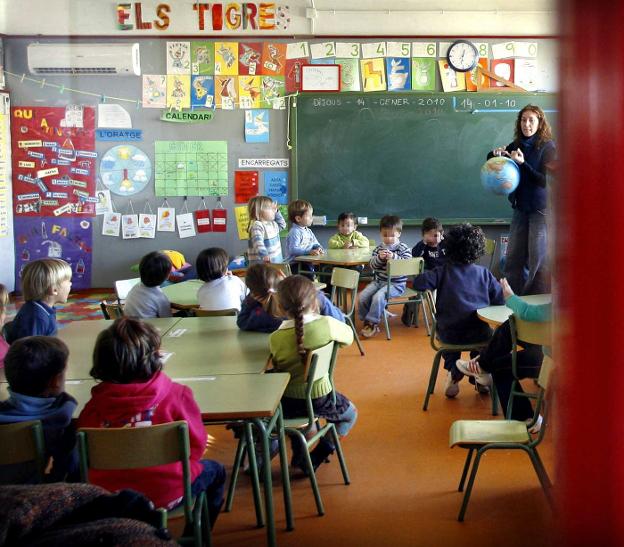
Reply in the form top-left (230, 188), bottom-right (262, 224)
top-left (480, 156), bottom-right (520, 196)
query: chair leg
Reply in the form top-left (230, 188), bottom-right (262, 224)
top-left (458, 448), bottom-right (474, 492)
top-left (420, 301), bottom-right (431, 336)
top-left (244, 423), bottom-right (265, 528)
top-left (346, 315), bottom-right (365, 356)
top-left (201, 496), bottom-right (212, 547)
top-left (422, 351), bottom-right (443, 411)
top-left (225, 434), bottom-right (247, 512)
top-left (330, 426), bottom-right (350, 485)
top-left (291, 430), bottom-right (325, 516)
top-left (528, 448), bottom-right (554, 509)
top-left (458, 448), bottom-right (485, 522)
top-left (383, 309), bottom-right (391, 340)
top-left (490, 383), bottom-right (499, 416)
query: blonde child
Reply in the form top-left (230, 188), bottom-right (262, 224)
top-left (270, 275), bottom-right (356, 472)
top-left (237, 264), bottom-right (345, 333)
top-left (247, 195), bottom-right (287, 264)
top-left (285, 200), bottom-right (324, 267)
top-left (6, 258), bottom-right (72, 343)
top-left (196, 247), bottom-right (247, 311)
top-left (328, 212), bottom-right (369, 249)
top-left (78, 317), bottom-right (225, 526)
top-left (0, 284), bottom-right (9, 367)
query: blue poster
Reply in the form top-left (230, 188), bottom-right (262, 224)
top-left (245, 109), bottom-right (270, 144)
top-left (386, 57), bottom-right (411, 91)
top-left (191, 75), bottom-right (215, 109)
top-left (14, 216), bottom-right (93, 291)
top-left (264, 171), bottom-right (288, 204)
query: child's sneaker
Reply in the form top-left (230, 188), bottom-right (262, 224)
top-left (360, 322), bottom-right (380, 338)
top-left (455, 359), bottom-right (493, 387)
top-left (444, 371), bottom-right (460, 398)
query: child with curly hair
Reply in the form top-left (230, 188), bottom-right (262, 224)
top-left (412, 223), bottom-right (504, 398)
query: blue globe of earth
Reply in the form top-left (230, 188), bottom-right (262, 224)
top-left (480, 156), bottom-right (520, 196)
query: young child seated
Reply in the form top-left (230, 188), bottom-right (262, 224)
top-left (237, 264), bottom-right (344, 333)
top-left (328, 212), bottom-right (369, 249)
top-left (411, 223), bottom-right (504, 398)
top-left (124, 251), bottom-right (173, 318)
top-left (6, 258), bottom-right (72, 343)
top-left (0, 284), bottom-right (10, 368)
top-left (358, 215), bottom-right (412, 338)
top-left (78, 317), bottom-right (226, 524)
top-left (270, 275), bottom-right (357, 472)
top-left (247, 195), bottom-right (287, 264)
top-left (0, 336), bottom-right (77, 483)
top-left (196, 247), bottom-right (248, 311)
top-left (285, 200), bottom-right (324, 273)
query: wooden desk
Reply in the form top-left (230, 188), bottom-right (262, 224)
top-left (161, 279), bottom-right (204, 309)
top-left (161, 317), bottom-right (270, 376)
top-left (477, 294), bottom-right (552, 327)
top-left (294, 248), bottom-right (372, 267)
top-left (58, 317), bottom-right (182, 381)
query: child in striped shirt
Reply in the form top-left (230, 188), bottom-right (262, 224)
top-left (247, 195), bottom-right (287, 263)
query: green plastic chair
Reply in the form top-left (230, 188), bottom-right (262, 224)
top-left (99, 299), bottom-right (124, 320)
top-left (0, 420), bottom-right (46, 484)
top-left (485, 238), bottom-right (497, 271)
top-left (78, 421), bottom-right (211, 547)
top-left (271, 263), bottom-right (292, 277)
top-left (449, 354), bottom-right (554, 521)
top-left (382, 258), bottom-right (429, 340)
top-left (421, 290), bottom-right (499, 415)
top-left (330, 267), bottom-right (364, 356)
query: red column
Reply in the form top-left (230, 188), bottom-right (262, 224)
top-left (557, 1), bottom-right (624, 544)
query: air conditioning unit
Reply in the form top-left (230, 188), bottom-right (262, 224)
top-left (27, 43), bottom-right (141, 76)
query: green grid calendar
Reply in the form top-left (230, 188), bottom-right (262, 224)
top-left (154, 141), bottom-right (228, 197)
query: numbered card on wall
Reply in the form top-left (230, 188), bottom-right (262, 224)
top-left (176, 212), bottom-right (196, 238)
top-left (310, 42), bottom-right (335, 60)
top-left (386, 42), bottom-right (411, 58)
top-left (102, 212), bottom-right (121, 237)
top-left (121, 214), bottom-right (139, 239)
top-left (167, 42), bottom-right (191, 74)
top-left (412, 42), bottom-right (437, 58)
top-left (335, 43), bottom-right (360, 58)
top-left (286, 41), bottom-right (309, 59)
top-left (157, 207), bottom-right (176, 231)
top-left (138, 213), bottom-right (156, 238)
top-left (361, 42), bottom-right (387, 59)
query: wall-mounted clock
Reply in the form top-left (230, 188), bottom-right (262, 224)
top-left (447, 40), bottom-right (479, 72)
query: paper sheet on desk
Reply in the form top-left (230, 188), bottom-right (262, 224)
top-left (167, 329), bottom-right (187, 338)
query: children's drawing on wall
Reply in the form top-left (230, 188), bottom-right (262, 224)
top-left (14, 216), bottom-right (92, 290)
top-left (239, 43), bottom-right (262, 75)
top-left (215, 42), bottom-right (238, 76)
top-left (157, 206), bottom-right (176, 232)
top-left (514, 59), bottom-right (538, 91)
top-left (99, 145), bottom-right (152, 196)
top-left (166, 75), bottom-right (191, 110)
top-left (261, 43), bottom-right (286, 76)
top-left (191, 41), bottom-right (215, 75)
top-left (102, 212), bottom-right (121, 237)
top-left (411, 58), bottom-right (437, 91)
top-left (285, 58), bottom-right (305, 93)
top-left (121, 214), bottom-right (139, 239)
top-left (361, 58), bottom-right (387, 92)
top-left (191, 76), bottom-right (215, 108)
top-left (239, 76), bottom-right (262, 109)
top-left (142, 75), bottom-right (167, 108)
top-left (261, 76), bottom-right (285, 109)
top-left (215, 76), bottom-right (238, 109)
top-left (336, 58), bottom-right (361, 91)
top-left (438, 60), bottom-right (466, 92)
top-left (386, 57), bottom-right (411, 91)
top-left (139, 213), bottom-right (156, 238)
top-left (95, 189), bottom-right (112, 215)
top-left (167, 41), bottom-right (191, 74)
top-left (244, 109), bottom-right (270, 143)
top-left (490, 59), bottom-right (514, 87)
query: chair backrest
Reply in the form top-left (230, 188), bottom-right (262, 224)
top-left (330, 267), bottom-right (359, 290)
top-left (271, 263), bottom-right (292, 277)
top-left (510, 315), bottom-right (552, 347)
top-left (115, 277), bottom-right (141, 302)
top-left (100, 300), bottom-right (124, 320)
top-left (387, 257), bottom-right (424, 278)
top-left (194, 307), bottom-right (238, 317)
top-left (0, 420), bottom-right (46, 483)
top-left (78, 421), bottom-right (192, 515)
top-left (304, 341), bottom-right (335, 385)
top-left (537, 355), bottom-right (554, 390)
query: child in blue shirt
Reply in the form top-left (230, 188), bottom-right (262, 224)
top-left (412, 223), bottom-right (504, 398)
top-left (237, 264), bottom-right (344, 333)
top-left (285, 199), bottom-right (324, 274)
top-left (358, 215), bottom-right (412, 338)
top-left (6, 258), bottom-right (72, 343)
top-left (0, 336), bottom-right (77, 483)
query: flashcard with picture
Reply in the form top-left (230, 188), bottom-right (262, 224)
top-left (166, 75), bottom-right (191, 110)
top-left (191, 41), bottom-right (214, 75)
top-left (386, 57), bottom-right (411, 91)
top-left (239, 76), bottom-right (262, 109)
top-left (214, 42), bottom-right (239, 75)
top-left (261, 43), bottom-right (286, 76)
top-left (191, 76), bottom-right (215, 109)
top-left (336, 58), bottom-right (361, 92)
top-left (244, 109), bottom-right (269, 143)
top-left (239, 43), bottom-right (263, 75)
top-left (411, 58), bottom-right (436, 91)
top-left (260, 76), bottom-right (285, 109)
top-left (142, 75), bottom-right (167, 108)
top-left (361, 58), bottom-right (386, 92)
top-left (215, 76), bottom-right (238, 109)
top-left (167, 42), bottom-right (191, 74)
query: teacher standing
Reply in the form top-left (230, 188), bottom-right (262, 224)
top-left (488, 104), bottom-right (556, 295)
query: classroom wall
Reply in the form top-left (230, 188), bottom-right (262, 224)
top-left (3, 36), bottom-right (558, 287)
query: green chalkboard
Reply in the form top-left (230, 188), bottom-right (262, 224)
top-left (291, 92), bottom-right (557, 225)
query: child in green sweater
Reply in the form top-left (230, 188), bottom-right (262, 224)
top-left (269, 275), bottom-right (357, 473)
top-left (328, 212), bottom-right (369, 249)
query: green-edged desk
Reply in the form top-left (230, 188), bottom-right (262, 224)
top-left (477, 294), bottom-right (552, 327)
top-left (294, 248), bottom-right (372, 267)
top-left (0, 372), bottom-right (293, 547)
top-left (161, 317), bottom-right (270, 376)
top-left (161, 279), bottom-right (204, 310)
top-left (58, 317), bottom-right (181, 381)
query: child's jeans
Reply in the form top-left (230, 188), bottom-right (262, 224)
top-left (357, 280), bottom-right (406, 325)
top-left (189, 459), bottom-right (226, 528)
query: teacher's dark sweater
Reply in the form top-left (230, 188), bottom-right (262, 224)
top-left (487, 135), bottom-right (556, 213)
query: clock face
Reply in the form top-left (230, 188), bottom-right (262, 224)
top-left (447, 40), bottom-right (479, 72)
